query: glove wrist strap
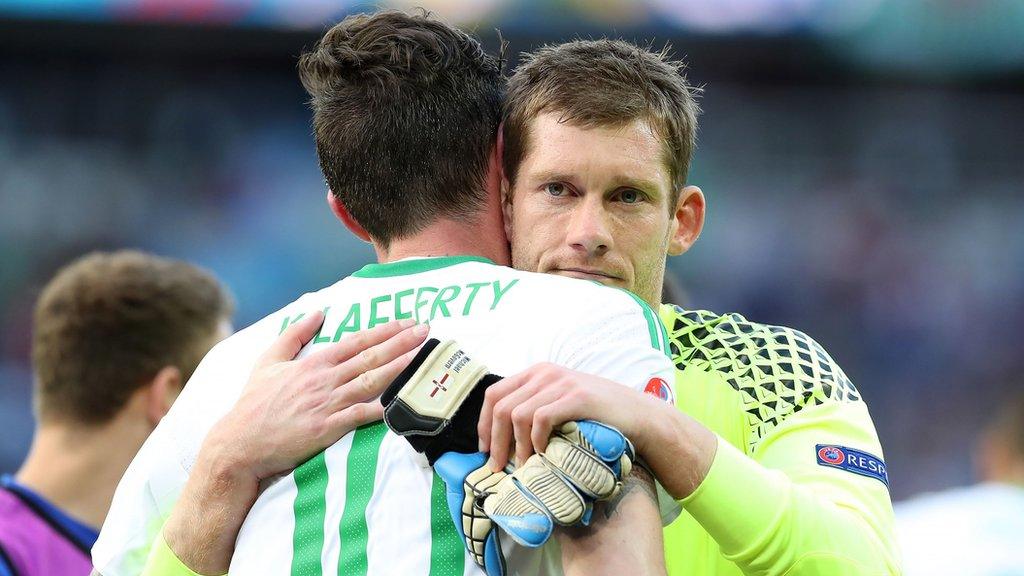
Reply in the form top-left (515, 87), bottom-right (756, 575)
top-left (383, 338), bottom-right (500, 464)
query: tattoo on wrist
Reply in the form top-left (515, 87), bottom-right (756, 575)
top-left (604, 465), bottom-right (657, 519)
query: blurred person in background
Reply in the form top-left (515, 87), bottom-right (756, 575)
top-left (0, 251), bottom-right (233, 576)
top-left (896, 390), bottom-right (1024, 575)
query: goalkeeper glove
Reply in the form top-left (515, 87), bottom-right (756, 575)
top-left (381, 339), bottom-right (635, 576)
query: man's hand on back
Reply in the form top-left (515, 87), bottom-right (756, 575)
top-left (380, 339), bottom-right (641, 576)
top-left (158, 312), bottom-right (428, 575)
top-left (478, 364), bottom-right (717, 500)
top-left (478, 364), bottom-right (661, 470)
top-left (478, 364), bottom-right (704, 576)
top-left (207, 312), bottom-right (429, 482)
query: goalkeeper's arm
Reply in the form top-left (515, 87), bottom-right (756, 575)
top-left (558, 466), bottom-right (666, 576)
top-left (135, 317), bottom-right (426, 576)
top-left (670, 402), bottom-right (899, 575)
top-left (478, 364), bottom-right (898, 575)
top-left (382, 338), bottom-right (668, 576)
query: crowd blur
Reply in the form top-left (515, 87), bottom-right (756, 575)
top-left (1, 0), bottom-right (1022, 505)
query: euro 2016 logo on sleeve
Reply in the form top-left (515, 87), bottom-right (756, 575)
top-left (644, 377), bottom-right (673, 403)
top-left (818, 445), bottom-right (845, 465)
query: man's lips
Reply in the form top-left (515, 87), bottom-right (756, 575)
top-left (550, 268), bottom-right (622, 282)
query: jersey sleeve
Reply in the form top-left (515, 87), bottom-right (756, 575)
top-left (667, 308), bottom-right (900, 575)
top-left (682, 405), bottom-right (899, 575)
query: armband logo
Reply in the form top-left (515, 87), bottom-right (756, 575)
top-left (644, 377), bottom-right (674, 404)
top-left (816, 444), bottom-right (888, 487)
top-left (818, 445), bottom-right (845, 465)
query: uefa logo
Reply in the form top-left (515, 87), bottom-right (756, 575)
top-left (818, 445), bottom-right (845, 465)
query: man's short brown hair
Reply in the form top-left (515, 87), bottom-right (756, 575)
top-left (298, 11), bottom-right (505, 248)
top-left (32, 250), bottom-right (234, 425)
top-left (503, 39), bottom-right (700, 197)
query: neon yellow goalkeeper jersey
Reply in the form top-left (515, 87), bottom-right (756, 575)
top-left (658, 305), bottom-right (900, 575)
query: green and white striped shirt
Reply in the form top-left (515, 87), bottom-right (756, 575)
top-left (94, 256), bottom-right (674, 576)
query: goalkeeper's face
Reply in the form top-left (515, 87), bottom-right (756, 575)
top-left (504, 112), bottom-right (702, 307)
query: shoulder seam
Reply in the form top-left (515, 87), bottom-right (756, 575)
top-left (663, 310), bottom-right (861, 453)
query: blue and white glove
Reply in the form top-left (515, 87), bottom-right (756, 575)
top-left (434, 420), bottom-right (634, 575)
top-left (380, 339), bottom-right (635, 576)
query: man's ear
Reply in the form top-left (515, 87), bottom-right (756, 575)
top-left (501, 178), bottom-right (514, 241)
top-left (495, 122), bottom-right (506, 182)
top-left (491, 125), bottom-right (516, 241)
top-left (144, 366), bottom-right (182, 427)
top-left (668, 185), bottom-right (705, 256)
top-left (327, 191), bottom-right (372, 243)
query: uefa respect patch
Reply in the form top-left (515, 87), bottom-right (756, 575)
top-left (815, 444), bottom-right (889, 487)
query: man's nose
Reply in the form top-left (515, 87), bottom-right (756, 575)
top-left (565, 196), bottom-right (612, 257)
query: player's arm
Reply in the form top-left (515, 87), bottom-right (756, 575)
top-left (480, 364), bottom-right (716, 500)
top-left (677, 401), bottom-right (899, 575)
top-left (481, 364), bottom-right (897, 575)
top-left (559, 466), bottom-right (666, 576)
top-left (139, 315), bottom-right (427, 576)
top-left (662, 312), bottom-right (899, 575)
top-left (381, 287), bottom-right (676, 575)
top-left (92, 376), bottom-right (200, 575)
top-left (520, 291), bottom-right (677, 575)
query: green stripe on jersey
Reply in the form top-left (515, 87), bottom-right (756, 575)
top-left (338, 422), bottom-right (388, 575)
top-left (291, 452), bottom-right (329, 576)
top-left (618, 288), bottom-right (669, 356)
top-left (656, 310), bottom-right (670, 354)
top-left (430, 473), bottom-right (464, 576)
top-left (352, 256), bottom-right (496, 278)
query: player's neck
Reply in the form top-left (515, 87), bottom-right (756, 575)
top-left (376, 216), bottom-right (511, 266)
top-left (15, 417), bottom-right (149, 529)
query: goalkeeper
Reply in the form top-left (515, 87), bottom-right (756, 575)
top-left (477, 39), bottom-right (900, 575)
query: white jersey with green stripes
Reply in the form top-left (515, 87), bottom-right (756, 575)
top-left (93, 256), bottom-right (674, 576)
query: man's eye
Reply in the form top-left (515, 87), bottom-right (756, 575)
top-left (545, 183), bottom-right (566, 196)
top-left (619, 189), bottom-right (642, 204)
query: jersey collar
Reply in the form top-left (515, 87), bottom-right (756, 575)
top-left (352, 256), bottom-right (496, 278)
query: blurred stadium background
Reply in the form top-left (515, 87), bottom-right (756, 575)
top-left (1, 0), bottom-right (1022, 503)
